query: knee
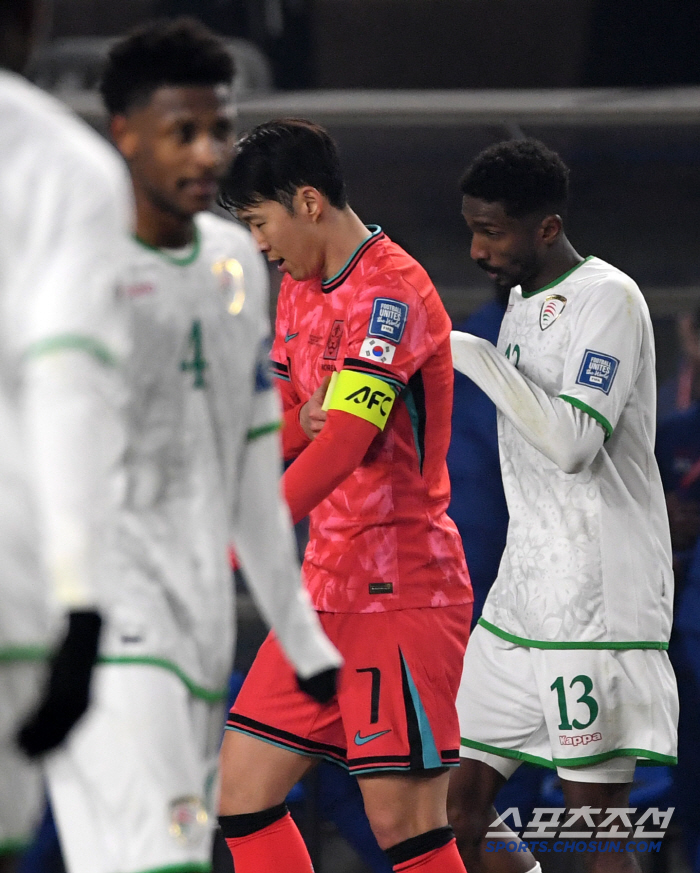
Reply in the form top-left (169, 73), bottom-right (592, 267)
top-left (367, 806), bottom-right (412, 850)
top-left (447, 791), bottom-right (490, 850)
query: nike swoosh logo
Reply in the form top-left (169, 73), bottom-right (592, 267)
top-left (354, 729), bottom-right (391, 746)
top-left (285, 332), bottom-right (299, 342)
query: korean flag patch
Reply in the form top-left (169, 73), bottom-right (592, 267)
top-left (360, 337), bottom-right (396, 364)
top-left (368, 298), bottom-right (409, 344)
top-left (576, 349), bottom-right (619, 395)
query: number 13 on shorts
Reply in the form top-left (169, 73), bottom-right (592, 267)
top-left (550, 674), bottom-right (599, 731)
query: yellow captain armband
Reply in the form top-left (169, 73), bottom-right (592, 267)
top-left (326, 369), bottom-right (396, 430)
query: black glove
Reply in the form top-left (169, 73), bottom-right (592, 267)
top-left (296, 666), bottom-right (339, 704)
top-left (17, 610), bottom-right (102, 758)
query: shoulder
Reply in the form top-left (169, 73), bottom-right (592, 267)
top-left (573, 257), bottom-right (646, 310)
top-left (197, 213), bottom-right (266, 279)
top-left (2, 73), bottom-right (128, 204)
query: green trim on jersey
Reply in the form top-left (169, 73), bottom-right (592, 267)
top-left (25, 334), bottom-right (118, 367)
top-left (0, 645), bottom-right (49, 662)
top-left (321, 225), bottom-right (382, 287)
top-left (521, 256), bottom-right (594, 299)
top-left (247, 421), bottom-right (281, 441)
top-left (0, 838), bottom-right (31, 857)
top-left (460, 737), bottom-right (676, 769)
top-left (130, 864), bottom-right (211, 873)
top-left (559, 394), bottom-right (614, 441)
top-left (133, 226), bottom-right (201, 266)
top-left (98, 656), bottom-right (227, 702)
top-left (478, 617), bottom-right (669, 650)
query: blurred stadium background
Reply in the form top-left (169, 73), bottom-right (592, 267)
top-left (24, 2), bottom-right (700, 872)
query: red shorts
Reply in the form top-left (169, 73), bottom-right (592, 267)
top-left (227, 604), bottom-right (471, 775)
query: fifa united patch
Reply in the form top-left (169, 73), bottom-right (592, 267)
top-left (359, 337), bottom-right (396, 364)
top-left (539, 294), bottom-right (567, 330)
top-left (576, 349), bottom-right (619, 394)
top-left (368, 298), bottom-right (409, 344)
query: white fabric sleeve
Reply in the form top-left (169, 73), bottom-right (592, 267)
top-left (230, 392), bottom-right (342, 678)
top-left (23, 350), bottom-right (126, 611)
top-left (450, 331), bottom-right (605, 474)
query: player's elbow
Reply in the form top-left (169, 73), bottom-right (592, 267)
top-left (550, 438), bottom-right (601, 474)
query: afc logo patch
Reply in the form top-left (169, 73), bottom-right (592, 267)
top-left (323, 320), bottom-right (344, 360)
top-left (368, 298), bottom-right (408, 344)
top-left (576, 349), bottom-right (619, 394)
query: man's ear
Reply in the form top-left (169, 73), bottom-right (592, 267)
top-left (539, 214), bottom-right (563, 246)
top-left (110, 115), bottom-right (138, 161)
top-left (295, 186), bottom-right (324, 223)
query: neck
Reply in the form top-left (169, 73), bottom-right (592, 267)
top-left (321, 208), bottom-right (372, 280)
top-left (521, 237), bottom-right (583, 295)
top-left (134, 186), bottom-right (195, 249)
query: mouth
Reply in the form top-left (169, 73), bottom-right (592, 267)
top-left (180, 178), bottom-right (219, 199)
top-left (270, 257), bottom-right (287, 274)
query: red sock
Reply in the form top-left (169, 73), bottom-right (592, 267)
top-left (391, 836), bottom-right (466, 872)
top-left (223, 810), bottom-right (314, 873)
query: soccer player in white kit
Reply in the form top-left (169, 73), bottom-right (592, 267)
top-left (44, 19), bottom-right (341, 873)
top-left (0, 0), bottom-right (134, 869)
top-left (446, 139), bottom-right (678, 873)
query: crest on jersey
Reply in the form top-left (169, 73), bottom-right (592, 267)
top-left (323, 320), bottom-right (344, 360)
top-left (212, 258), bottom-right (246, 315)
top-left (168, 796), bottom-right (209, 847)
top-left (539, 294), bottom-right (567, 330)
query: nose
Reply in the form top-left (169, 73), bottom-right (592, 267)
top-left (249, 226), bottom-right (269, 253)
top-left (194, 133), bottom-right (224, 169)
top-left (470, 233), bottom-right (489, 263)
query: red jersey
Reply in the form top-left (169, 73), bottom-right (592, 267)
top-left (272, 227), bottom-right (472, 613)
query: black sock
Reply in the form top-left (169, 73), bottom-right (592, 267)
top-left (385, 826), bottom-right (455, 867)
top-left (218, 802), bottom-right (288, 838)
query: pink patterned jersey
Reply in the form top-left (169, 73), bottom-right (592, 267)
top-left (271, 227), bottom-right (472, 613)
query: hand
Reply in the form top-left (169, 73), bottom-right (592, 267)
top-left (17, 610), bottom-right (102, 758)
top-left (299, 376), bottom-right (331, 440)
top-left (296, 667), bottom-right (339, 704)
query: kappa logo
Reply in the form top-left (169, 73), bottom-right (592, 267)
top-left (345, 386), bottom-right (393, 417)
top-left (559, 731), bottom-right (602, 747)
top-left (540, 294), bottom-right (567, 330)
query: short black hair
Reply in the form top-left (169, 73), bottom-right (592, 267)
top-left (460, 138), bottom-right (570, 219)
top-left (219, 118), bottom-right (348, 213)
top-left (100, 17), bottom-right (234, 115)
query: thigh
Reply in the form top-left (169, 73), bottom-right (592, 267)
top-left (227, 631), bottom-right (346, 766)
top-left (46, 664), bottom-right (222, 873)
top-left (329, 604), bottom-right (471, 776)
top-left (533, 647), bottom-right (677, 772)
top-left (456, 625), bottom-right (549, 770)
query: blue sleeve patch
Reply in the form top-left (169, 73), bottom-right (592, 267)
top-left (254, 337), bottom-right (273, 392)
top-left (368, 297), bottom-right (409, 344)
top-left (576, 349), bottom-right (619, 395)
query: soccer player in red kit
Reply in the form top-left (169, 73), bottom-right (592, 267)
top-left (217, 119), bottom-right (472, 873)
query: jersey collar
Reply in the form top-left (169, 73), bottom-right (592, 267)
top-left (321, 225), bottom-right (384, 294)
top-left (521, 255), bottom-right (594, 298)
top-left (133, 224), bottom-right (201, 267)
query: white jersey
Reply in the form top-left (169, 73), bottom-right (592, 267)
top-left (100, 212), bottom-right (340, 698)
top-left (0, 70), bottom-right (131, 651)
top-left (476, 257), bottom-right (673, 646)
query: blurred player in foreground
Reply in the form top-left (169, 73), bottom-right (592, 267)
top-left (447, 138), bottom-right (678, 873)
top-left (217, 119), bottom-right (472, 873)
top-left (43, 21), bottom-right (341, 873)
top-left (0, 0), bottom-right (133, 869)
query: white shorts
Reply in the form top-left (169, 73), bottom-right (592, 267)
top-left (0, 661), bottom-right (45, 853)
top-left (456, 624), bottom-right (678, 783)
top-left (45, 664), bottom-right (226, 873)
